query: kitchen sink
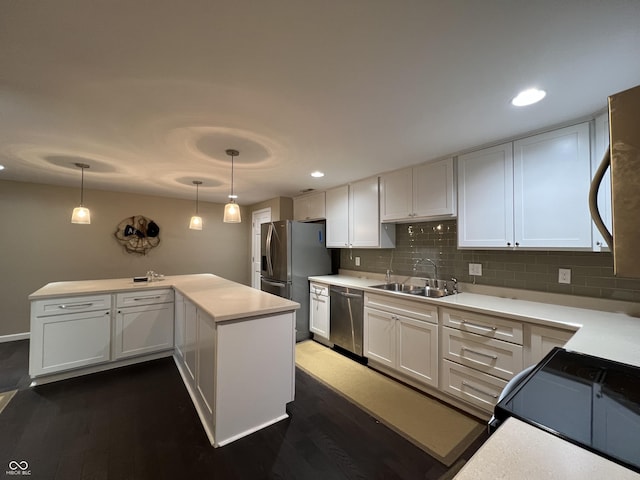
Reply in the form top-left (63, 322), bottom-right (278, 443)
top-left (369, 283), bottom-right (452, 298)
top-left (370, 283), bottom-right (418, 293)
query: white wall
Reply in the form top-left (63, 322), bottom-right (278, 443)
top-left (0, 180), bottom-right (251, 336)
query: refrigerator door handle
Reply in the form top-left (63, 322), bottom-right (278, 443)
top-left (266, 222), bottom-right (274, 277)
top-left (262, 279), bottom-right (286, 288)
top-left (589, 148), bottom-right (613, 250)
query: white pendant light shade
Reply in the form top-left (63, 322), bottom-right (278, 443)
top-left (71, 163), bottom-right (91, 224)
top-left (71, 206), bottom-right (91, 224)
top-left (189, 215), bottom-right (203, 230)
top-left (223, 149), bottom-right (242, 223)
top-left (189, 180), bottom-right (203, 230)
top-left (223, 201), bottom-right (241, 223)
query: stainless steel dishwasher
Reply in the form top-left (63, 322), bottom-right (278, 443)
top-left (329, 285), bottom-right (364, 356)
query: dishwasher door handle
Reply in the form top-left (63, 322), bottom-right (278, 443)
top-left (339, 292), bottom-right (362, 299)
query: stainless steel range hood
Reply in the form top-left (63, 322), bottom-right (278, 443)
top-left (590, 84), bottom-right (640, 278)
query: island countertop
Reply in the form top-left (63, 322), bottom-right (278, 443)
top-left (29, 273), bottom-right (299, 323)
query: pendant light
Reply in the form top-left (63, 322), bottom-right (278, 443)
top-left (189, 180), bottom-right (203, 230)
top-left (223, 149), bottom-right (241, 223)
top-left (71, 163), bottom-right (91, 224)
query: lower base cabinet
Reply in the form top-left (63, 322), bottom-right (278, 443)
top-left (364, 293), bottom-right (438, 388)
top-left (114, 303), bottom-right (174, 359)
top-left (175, 302), bottom-right (296, 447)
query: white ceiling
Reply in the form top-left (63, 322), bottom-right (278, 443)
top-left (1, 0), bottom-right (639, 205)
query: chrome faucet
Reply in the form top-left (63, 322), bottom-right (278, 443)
top-left (385, 269), bottom-right (392, 284)
top-left (414, 258), bottom-right (438, 280)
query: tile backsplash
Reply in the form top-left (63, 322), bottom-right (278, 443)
top-left (339, 220), bottom-right (640, 303)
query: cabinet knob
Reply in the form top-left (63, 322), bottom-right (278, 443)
top-left (596, 241), bottom-right (602, 246)
top-left (506, 242), bottom-right (511, 246)
top-left (515, 242), bottom-right (519, 247)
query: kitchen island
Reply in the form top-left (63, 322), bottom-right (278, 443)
top-left (28, 273), bottom-right (300, 447)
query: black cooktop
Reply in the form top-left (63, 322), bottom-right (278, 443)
top-left (493, 347), bottom-right (640, 473)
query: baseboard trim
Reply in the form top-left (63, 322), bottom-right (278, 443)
top-left (0, 332), bottom-right (30, 343)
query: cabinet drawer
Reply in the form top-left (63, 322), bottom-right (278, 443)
top-left (442, 326), bottom-right (523, 381)
top-left (441, 359), bottom-right (507, 412)
top-left (116, 289), bottom-right (174, 307)
top-left (309, 282), bottom-right (329, 297)
top-left (33, 294), bottom-right (112, 317)
top-left (365, 293), bottom-right (438, 324)
top-left (441, 308), bottom-right (522, 344)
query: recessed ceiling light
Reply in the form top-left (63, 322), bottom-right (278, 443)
top-left (511, 88), bottom-right (546, 107)
top-left (0, 165), bottom-right (5, 171)
top-left (311, 171), bottom-right (324, 178)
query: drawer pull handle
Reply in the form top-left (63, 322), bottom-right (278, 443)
top-left (58, 303), bottom-right (93, 309)
top-left (462, 381), bottom-right (498, 399)
top-left (461, 320), bottom-right (497, 332)
top-left (132, 295), bottom-right (163, 301)
top-left (461, 347), bottom-right (498, 360)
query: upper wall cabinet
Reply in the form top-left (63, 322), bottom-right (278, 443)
top-left (592, 111), bottom-right (612, 252)
top-left (293, 191), bottom-right (326, 222)
top-left (458, 122), bottom-right (592, 250)
top-left (380, 157), bottom-right (457, 223)
top-left (326, 177), bottom-right (395, 249)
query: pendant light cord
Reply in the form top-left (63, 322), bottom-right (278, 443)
top-left (80, 166), bottom-right (85, 206)
top-left (195, 182), bottom-right (199, 214)
top-left (230, 153), bottom-right (235, 199)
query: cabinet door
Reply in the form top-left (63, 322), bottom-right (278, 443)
top-left (413, 158), bottom-right (456, 218)
top-left (184, 299), bottom-right (198, 382)
top-left (363, 307), bottom-right (395, 368)
top-left (293, 191), bottom-right (326, 221)
top-left (115, 303), bottom-right (174, 359)
top-left (309, 292), bottom-right (329, 339)
top-left (30, 309), bottom-right (111, 376)
top-left (350, 177), bottom-right (380, 247)
top-left (174, 292), bottom-right (185, 359)
top-left (513, 123), bottom-right (592, 249)
top-left (592, 112), bottom-right (612, 251)
top-left (525, 324), bottom-right (574, 368)
top-left (380, 167), bottom-right (413, 221)
top-left (397, 316), bottom-right (438, 387)
top-left (196, 310), bottom-right (216, 421)
top-left (325, 185), bottom-right (349, 247)
top-left (458, 143), bottom-right (514, 248)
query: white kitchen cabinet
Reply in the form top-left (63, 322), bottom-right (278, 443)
top-left (439, 307), bottom-right (523, 413)
top-left (309, 282), bottom-right (330, 340)
top-left (196, 309), bottom-right (217, 422)
top-left (114, 303), bottom-right (174, 359)
top-left (458, 142), bottom-right (514, 248)
top-left (458, 122), bottom-right (592, 250)
top-left (114, 289), bottom-right (174, 360)
top-left (325, 178), bottom-right (395, 248)
top-left (293, 191), bottom-right (326, 222)
top-left (29, 295), bottom-right (112, 377)
top-left (174, 291), bottom-right (185, 359)
top-left (364, 292), bottom-right (438, 387)
top-left (524, 324), bottom-right (575, 368)
top-left (380, 157), bottom-right (456, 222)
top-left (184, 297), bottom-right (198, 382)
top-left (592, 111), bottom-right (612, 251)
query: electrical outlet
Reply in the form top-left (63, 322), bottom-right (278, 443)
top-left (355, 256), bottom-right (360, 267)
top-left (559, 268), bottom-right (571, 284)
top-left (469, 263), bottom-right (482, 276)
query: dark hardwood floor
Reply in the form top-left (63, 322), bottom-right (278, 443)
top-left (0, 340), bottom-right (487, 479)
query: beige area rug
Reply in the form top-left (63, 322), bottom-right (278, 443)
top-left (295, 340), bottom-right (484, 467)
top-left (0, 389), bottom-right (17, 414)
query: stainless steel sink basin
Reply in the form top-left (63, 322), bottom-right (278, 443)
top-left (370, 283), bottom-right (418, 293)
top-left (370, 283), bottom-right (450, 298)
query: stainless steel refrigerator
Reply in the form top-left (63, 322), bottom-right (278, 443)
top-left (260, 220), bottom-right (332, 341)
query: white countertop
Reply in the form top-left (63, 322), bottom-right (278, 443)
top-left (30, 274), bottom-right (299, 323)
top-left (455, 417), bottom-right (640, 480)
top-left (309, 272), bottom-right (640, 478)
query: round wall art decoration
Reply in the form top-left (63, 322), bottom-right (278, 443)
top-left (114, 215), bottom-right (160, 254)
